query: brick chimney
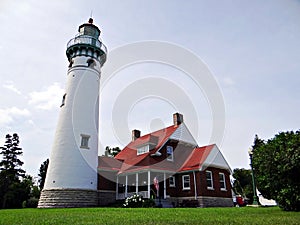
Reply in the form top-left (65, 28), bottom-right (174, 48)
top-left (132, 129), bottom-right (141, 141)
top-left (173, 112), bottom-right (183, 126)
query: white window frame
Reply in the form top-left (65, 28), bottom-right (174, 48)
top-left (80, 134), bottom-right (90, 149)
top-left (166, 146), bottom-right (174, 161)
top-left (219, 172), bottom-right (226, 191)
top-left (206, 170), bottom-right (214, 190)
top-left (137, 145), bottom-right (149, 155)
top-left (182, 175), bottom-right (190, 190)
top-left (169, 176), bottom-right (175, 187)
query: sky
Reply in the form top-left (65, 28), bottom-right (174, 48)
top-left (0, 0), bottom-right (299, 177)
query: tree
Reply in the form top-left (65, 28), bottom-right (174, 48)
top-left (232, 168), bottom-right (254, 204)
top-left (252, 131), bottom-right (300, 211)
top-left (38, 159), bottom-right (49, 190)
top-left (104, 146), bottom-right (121, 157)
top-left (0, 133), bottom-right (27, 208)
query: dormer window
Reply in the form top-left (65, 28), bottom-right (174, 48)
top-left (167, 146), bottom-right (174, 161)
top-left (137, 145), bottom-right (149, 155)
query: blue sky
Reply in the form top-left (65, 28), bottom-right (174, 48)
top-left (0, 0), bottom-right (299, 176)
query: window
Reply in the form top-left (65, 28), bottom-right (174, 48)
top-left (169, 176), bottom-right (175, 187)
top-left (206, 171), bottom-right (214, 189)
top-left (60, 93), bottom-right (66, 107)
top-left (68, 59), bottom-right (73, 68)
top-left (87, 59), bottom-right (95, 67)
top-left (219, 173), bottom-right (226, 191)
top-left (166, 146), bottom-right (173, 161)
top-left (182, 175), bottom-right (190, 190)
top-left (80, 134), bottom-right (90, 149)
top-left (137, 145), bottom-right (149, 155)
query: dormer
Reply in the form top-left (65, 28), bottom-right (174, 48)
top-left (136, 135), bottom-right (159, 155)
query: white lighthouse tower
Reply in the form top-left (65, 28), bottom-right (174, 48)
top-left (38, 18), bottom-right (107, 208)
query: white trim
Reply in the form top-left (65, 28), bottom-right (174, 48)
top-left (206, 170), bottom-right (214, 189)
top-left (182, 175), bottom-right (191, 190)
top-left (219, 172), bottom-right (226, 191)
top-left (169, 176), bottom-right (176, 187)
top-left (166, 145), bottom-right (174, 161)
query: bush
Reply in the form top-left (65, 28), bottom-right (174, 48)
top-left (123, 194), bottom-right (155, 208)
top-left (23, 198), bottom-right (39, 208)
top-left (123, 194), bottom-right (144, 208)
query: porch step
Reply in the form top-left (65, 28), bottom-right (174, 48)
top-left (155, 199), bottom-right (174, 208)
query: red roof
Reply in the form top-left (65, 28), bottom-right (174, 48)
top-left (114, 125), bottom-right (178, 173)
top-left (98, 156), bottom-right (122, 171)
top-left (98, 124), bottom-right (219, 174)
top-left (180, 144), bottom-right (215, 171)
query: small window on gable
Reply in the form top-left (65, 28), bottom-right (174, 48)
top-left (169, 176), bottom-right (175, 187)
top-left (87, 59), bottom-right (95, 68)
top-left (182, 175), bottom-right (190, 190)
top-left (206, 170), bottom-right (214, 189)
top-left (80, 134), bottom-right (90, 149)
top-left (219, 172), bottom-right (226, 191)
top-left (60, 93), bottom-right (66, 107)
top-left (137, 145), bottom-right (149, 155)
top-left (166, 146), bottom-right (174, 161)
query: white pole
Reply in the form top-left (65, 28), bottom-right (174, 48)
top-left (147, 171), bottom-right (151, 199)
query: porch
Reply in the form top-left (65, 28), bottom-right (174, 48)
top-left (116, 170), bottom-right (171, 200)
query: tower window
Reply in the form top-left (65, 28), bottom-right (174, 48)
top-left (60, 94), bottom-right (66, 107)
top-left (87, 59), bottom-right (95, 68)
top-left (80, 134), bottom-right (90, 149)
top-left (68, 59), bottom-right (74, 68)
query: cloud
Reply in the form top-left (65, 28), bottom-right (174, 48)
top-left (223, 77), bottom-right (235, 86)
top-left (0, 107), bottom-right (31, 126)
top-left (3, 81), bottom-right (22, 95)
top-left (28, 83), bottom-right (64, 110)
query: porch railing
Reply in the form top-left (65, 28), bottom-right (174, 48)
top-left (117, 191), bottom-right (149, 200)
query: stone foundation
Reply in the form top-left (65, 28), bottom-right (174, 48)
top-left (38, 189), bottom-right (98, 208)
top-left (98, 190), bottom-right (116, 206)
top-left (169, 196), bottom-right (234, 208)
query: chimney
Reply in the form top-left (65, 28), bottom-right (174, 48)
top-left (173, 112), bottom-right (183, 126)
top-left (132, 129), bottom-right (141, 141)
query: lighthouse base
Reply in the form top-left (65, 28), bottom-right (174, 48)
top-left (38, 189), bottom-right (98, 208)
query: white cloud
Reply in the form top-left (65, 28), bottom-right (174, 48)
top-left (3, 81), bottom-right (22, 95)
top-left (28, 83), bottom-right (64, 110)
top-left (223, 77), bottom-right (235, 86)
top-left (0, 107), bottom-right (31, 126)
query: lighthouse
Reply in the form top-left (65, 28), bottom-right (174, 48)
top-left (38, 18), bottom-right (107, 208)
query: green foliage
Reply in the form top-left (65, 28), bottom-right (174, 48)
top-left (123, 194), bottom-right (156, 208)
top-left (104, 146), bottom-right (121, 157)
top-left (0, 134), bottom-right (38, 208)
top-left (0, 207), bottom-right (299, 225)
top-left (123, 194), bottom-right (144, 207)
top-left (252, 131), bottom-right (300, 211)
top-left (38, 158), bottom-right (49, 190)
top-left (232, 168), bottom-right (253, 203)
top-left (0, 134), bottom-right (25, 181)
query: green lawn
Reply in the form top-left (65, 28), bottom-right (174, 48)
top-left (0, 207), bottom-right (299, 225)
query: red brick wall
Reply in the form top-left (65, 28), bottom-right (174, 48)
top-left (166, 168), bottom-right (232, 198)
top-left (98, 171), bottom-right (117, 191)
top-left (197, 167), bottom-right (232, 198)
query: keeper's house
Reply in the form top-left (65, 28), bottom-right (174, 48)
top-left (98, 113), bottom-right (233, 207)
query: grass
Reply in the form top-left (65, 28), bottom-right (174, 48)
top-left (0, 207), bottom-right (299, 225)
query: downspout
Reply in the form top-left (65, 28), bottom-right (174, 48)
top-left (193, 171), bottom-right (197, 200)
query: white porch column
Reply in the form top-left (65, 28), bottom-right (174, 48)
top-left (193, 171), bottom-right (197, 200)
top-left (116, 175), bottom-right (119, 200)
top-left (136, 173), bottom-right (139, 194)
top-left (125, 175), bottom-right (128, 198)
top-left (147, 171), bottom-right (151, 199)
top-left (163, 172), bottom-right (166, 199)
